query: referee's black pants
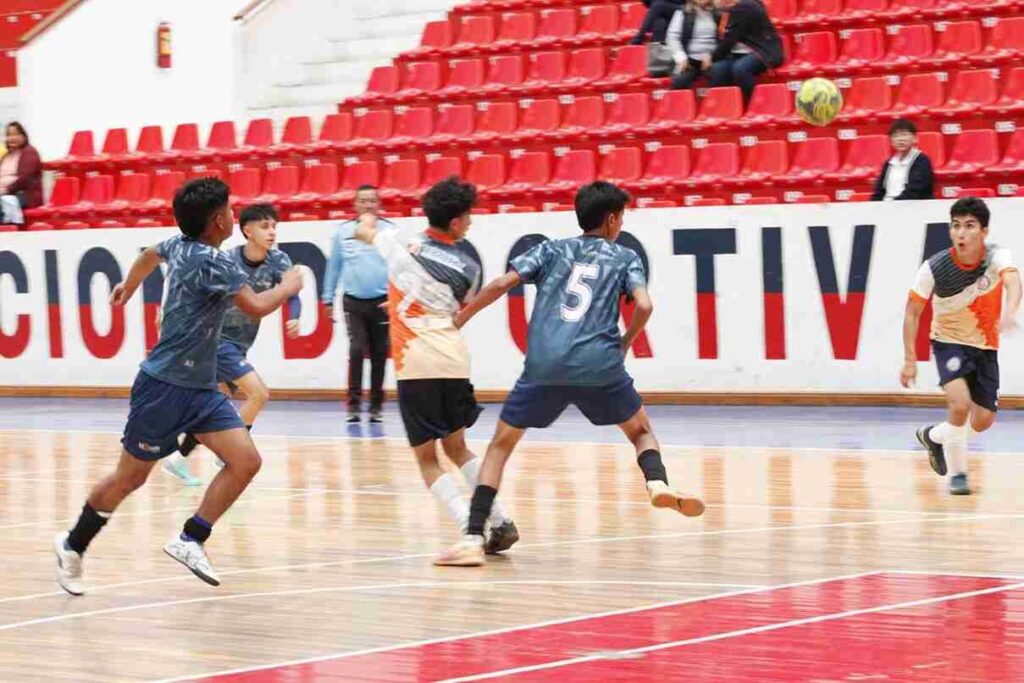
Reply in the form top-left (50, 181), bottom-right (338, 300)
top-left (343, 294), bottom-right (389, 413)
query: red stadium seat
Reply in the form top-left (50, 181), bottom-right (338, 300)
top-left (190, 120), bottom-right (236, 163)
top-left (598, 93), bottom-right (649, 136)
top-left (950, 186), bottom-right (996, 198)
top-left (380, 159), bottom-right (422, 198)
top-left (889, 72), bottom-right (944, 117)
top-left (518, 51), bottom-right (567, 92)
top-left (792, 194), bottom-right (831, 203)
top-left (683, 143), bottom-right (740, 188)
top-left (100, 128), bottom-right (129, 159)
top-left (440, 58), bottom-right (486, 97)
top-left (763, 0), bottom-right (798, 22)
top-left (973, 16), bottom-right (1024, 65)
top-left (838, 77), bottom-right (892, 123)
top-left (391, 107), bottom-right (435, 145)
top-left (433, 104), bottom-right (476, 142)
top-left (784, 32), bottom-right (838, 76)
top-left (578, 4), bottom-right (619, 40)
top-left (984, 67), bottom-right (1024, 115)
top-left (474, 101), bottom-right (518, 142)
top-left (934, 69), bottom-right (999, 115)
top-left (516, 98), bottom-right (561, 137)
top-left (738, 83), bottom-right (794, 127)
top-left (308, 113), bottom-right (353, 153)
top-left (59, 174), bottom-right (115, 222)
top-left (51, 130), bottom-right (95, 171)
top-left (422, 156), bottom-right (464, 188)
top-left (100, 172), bottom-right (151, 217)
top-left (228, 168), bottom-right (261, 206)
top-left (691, 198), bottom-right (726, 206)
top-left (496, 151), bottom-right (552, 197)
top-left (233, 118), bottom-right (274, 160)
top-left (834, 28), bottom-right (884, 72)
top-left (496, 12), bottom-right (536, 47)
top-left (398, 61), bottom-right (444, 98)
top-left (695, 87), bottom-right (744, 126)
top-left (561, 96), bottom-right (605, 139)
top-left (281, 163), bottom-right (339, 212)
top-left (917, 132), bottom-right (946, 169)
top-left (541, 150), bottom-right (596, 196)
top-left (921, 21), bottom-right (982, 67)
top-left (336, 161), bottom-right (381, 203)
top-left (467, 154), bottom-right (506, 190)
top-left (743, 196), bottom-right (780, 205)
top-left (595, 45), bottom-right (647, 88)
top-left (800, 0), bottom-right (842, 22)
top-left (411, 20), bottom-right (454, 57)
top-left (935, 129), bottom-right (999, 178)
top-left (164, 123), bottom-right (200, 162)
top-left (358, 65), bottom-right (400, 104)
top-left (256, 165), bottom-right (300, 203)
top-left (845, 0), bottom-right (888, 21)
top-left (560, 48), bottom-right (606, 91)
top-left (481, 54), bottom-right (525, 94)
top-left (989, 129), bottom-right (1024, 173)
top-left (727, 140), bottom-right (790, 187)
top-left (624, 144), bottom-right (690, 191)
top-left (777, 137), bottom-right (841, 183)
top-left (267, 116), bottom-right (313, 156)
top-left (27, 175), bottom-right (80, 222)
top-left (140, 171), bottom-right (186, 215)
top-left (599, 146), bottom-right (643, 183)
top-left (351, 110), bottom-right (394, 144)
top-left (455, 15), bottom-right (496, 48)
top-left (822, 135), bottom-right (890, 182)
top-left (883, 24), bottom-right (933, 67)
top-left (648, 89), bottom-right (696, 132)
top-left (618, 2), bottom-right (647, 35)
top-left (535, 9), bottom-right (577, 47)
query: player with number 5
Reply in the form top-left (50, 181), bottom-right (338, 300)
top-left (435, 181), bottom-right (705, 568)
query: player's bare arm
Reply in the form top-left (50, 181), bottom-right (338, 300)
top-left (234, 267), bottom-right (303, 319)
top-left (454, 270), bottom-right (521, 329)
top-left (622, 286), bottom-right (653, 351)
top-left (1001, 268), bottom-right (1022, 333)
top-left (110, 247), bottom-right (163, 305)
top-left (900, 293), bottom-right (927, 388)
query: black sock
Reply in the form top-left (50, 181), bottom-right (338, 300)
top-left (179, 433), bottom-right (199, 458)
top-left (246, 425), bottom-right (252, 432)
top-left (66, 503), bottom-right (110, 554)
top-left (467, 485), bottom-right (497, 537)
top-left (181, 514), bottom-right (212, 544)
top-left (638, 449), bottom-right (668, 484)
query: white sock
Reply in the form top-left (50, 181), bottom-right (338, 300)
top-left (930, 422), bottom-right (951, 443)
top-left (945, 422), bottom-right (969, 476)
top-left (460, 457), bottom-right (510, 526)
top-left (430, 473), bottom-right (469, 531)
top-left (166, 452), bottom-right (187, 468)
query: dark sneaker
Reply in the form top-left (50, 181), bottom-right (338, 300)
top-left (484, 520), bottom-right (520, 555)
top-left (369, 410), bottom-right (383, 423)
top-left (916, 425), bottom-right (947, 476)
top-left (949, 473), bottom-right (971, 496)
top-left (346, 413), bottom-right (361, 424)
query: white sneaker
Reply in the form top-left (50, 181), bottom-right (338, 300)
top-left (434, 534), bottom-right (486, 567)
top-left (162, 454), bottom-right (202, 486)
top-left (647, 480), bottom-right (705, 517)
top-left (163, 535), bottom-right (221, 586)
top-left (53, 532), bottom-right (85, 595)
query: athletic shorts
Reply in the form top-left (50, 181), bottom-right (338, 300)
top-left (122, 371), bottom-right (244, 461)
top-left (216, 340), bottom-right (255, 385)
top-left (500, 375), bottom-right (643, 429)
top-left (932, 340), bottom-right (1000, 412)
top-left (397, 378), bottom-right (483, 447)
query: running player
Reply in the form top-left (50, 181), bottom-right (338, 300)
top-left (902, 197), bottom-right (1021, 495)
top-left (163, 203), bottom-right (301, 485)
top-left (436, 181), bottom-right (704, 567)
top-left (350, 177), bottom-right (518, 554)
top-left (53, 178), bottom-right (303, 594)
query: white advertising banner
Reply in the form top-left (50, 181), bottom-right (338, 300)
top-left (1, 198), bottom-right (1022, 396)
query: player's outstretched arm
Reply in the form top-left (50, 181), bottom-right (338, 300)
top-left (454, 271), bottom-right (521, 329)
top-left (351, 213), bottom-right (379, 244)
top-left (900, 294), bottom-right (927, 388)
top-left (622, 286), bottom-right (653, 351)
top-left (1001, 269), bottom-right (1022, 333)
top-left (234, 267), bottom-right (304, 319)
top-left (110, 247), bottom-right (163, 305)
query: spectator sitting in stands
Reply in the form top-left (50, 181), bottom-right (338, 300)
top-left (630, 0), bottom-right (685, 45)
top-left (668, 0), bottom-right (720, 90)
top-left (871, 119), bottom-right (935, 202)
top-left (0, 122), bottom-right (41, 225)
top-left (707, 0), bottom-right (784, 105)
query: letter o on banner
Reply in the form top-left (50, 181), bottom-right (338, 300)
top-left (0, 251), bottom-right (30, 358)
top-left (77, 248), bottom-right (125, 359)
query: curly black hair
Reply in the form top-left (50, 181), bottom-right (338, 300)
top-left (422, 176), bottom-right (477, 230)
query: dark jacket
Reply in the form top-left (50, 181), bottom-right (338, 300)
top-left (870, 152), bottom-right (934, 201)
top-left (2, 144), bottom-right (42, 208)
top-left (673, 6), bottom-right (722, 56)
top-left (631, 0), bottom-right (685, 44)
top-left (711, 0), bottom-right (784, 68)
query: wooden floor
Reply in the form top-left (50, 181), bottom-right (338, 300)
top-left (2, 424), bottom-right (1024, 681)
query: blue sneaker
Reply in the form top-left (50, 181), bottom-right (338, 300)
top-left (949, 473), bottom-right (971, 496)
top-left (916, 425), bottom-right (947, 476)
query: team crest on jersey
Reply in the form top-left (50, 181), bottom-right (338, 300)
top-left (946, 356), bottom-right (962, 373)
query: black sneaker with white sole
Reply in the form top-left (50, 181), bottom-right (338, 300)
top-left (916, 425), bottom-right (947, 476)
top-left (484, 520), bottom-right (520, 555)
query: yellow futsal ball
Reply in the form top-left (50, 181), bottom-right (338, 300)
top-left (795, 78), bottom-right (843, 127)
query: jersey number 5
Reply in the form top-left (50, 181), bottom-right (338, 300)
top-left (561, 263), bottom-right (600, 323)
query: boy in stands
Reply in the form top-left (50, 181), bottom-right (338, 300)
top-left (902, 197), bottom-right (1021, 495)
top-left (163, 203), bottom-right (301, 485)
top-left (436, 181), bottom-right (704, 567)
top-left (351, 177), bottom-right (517, 553)
top-left (53, 179), bottom-right (303, 594)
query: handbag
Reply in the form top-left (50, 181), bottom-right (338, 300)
top-left (646, 42), bottom-right (675, 78)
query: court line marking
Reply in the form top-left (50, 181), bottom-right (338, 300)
top-left (0, 580), bottom-right (765, 634)
top-left (885, 569), bottom-right (1024, 581)
top-left (440, 580), bottom-right (1024, 681)
top-left (2, 510), bottom-right (1021, 606)
top-left (0, 427), bottom-right (1018, 457)
top-left (155, 570), bottom-right (882, 683)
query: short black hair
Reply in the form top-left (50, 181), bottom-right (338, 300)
top-left (239, 203), bottom-right (279, 238)
top-left (172, 177), bottom-right (231, 239)
top-left (950, 196), bottom-right (990, 228)
top-left (889, 118), bottom-right (917, 136)
top-left (575, 180), bottom-right (630, 232)
top-left (355, 184), bottom-right (378, 194)
top-left (422, 176), bottom-right (477, 230)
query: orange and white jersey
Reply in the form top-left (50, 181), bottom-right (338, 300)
top-left (373, 227), bottom-right (481, 380)
top-left (910, 244), bottom-right (1017, 350)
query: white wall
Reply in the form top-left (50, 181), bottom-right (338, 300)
top-left (17, 0), bottom-right (240, 160)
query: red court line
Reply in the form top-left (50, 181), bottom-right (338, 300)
top-left (200, 574), bottom-right (1016, 682)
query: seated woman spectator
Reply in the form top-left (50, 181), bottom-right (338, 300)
top-left (668, 0), bottom-right (720, 90)
top-left (631, 0), bottom-right (685, 45)
top-left (0, 122), bottom-right (41, 225)
top-left (871, 119), bottom-right (935, 201)
top-left (707, 0), bottom-right (784, 105)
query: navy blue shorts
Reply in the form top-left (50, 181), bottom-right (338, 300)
top-left (500, 375), bottom-right (643, 429)
top-left (216, 341), bottom-right (255, 384)
top-left (933, 340), bottom-right (1000, 412)
top-left (122, 371), bottom-right (245, 461)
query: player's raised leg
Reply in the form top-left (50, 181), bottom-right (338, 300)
top-left (56, 449), bottom-right (158, 595)
top-left (618, 406), bottom-right (704, 516)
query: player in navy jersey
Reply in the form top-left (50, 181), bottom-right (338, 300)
top-left (163, 203), bottom-right (301, 485)
top-left (53, 179), bottom-right (303, 594)
top-left (436, 181), bottom-right (704, 567)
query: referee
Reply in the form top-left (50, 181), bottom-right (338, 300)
top-left (322, 185), bottom-right (394, 423)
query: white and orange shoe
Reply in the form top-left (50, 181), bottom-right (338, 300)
top-left (434, 535), bottom-right (486, 567)
top-left (647, 481), bottom-right (705, 517)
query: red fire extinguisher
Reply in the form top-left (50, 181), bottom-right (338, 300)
top-left (157, 22), bottom-right (172, 69)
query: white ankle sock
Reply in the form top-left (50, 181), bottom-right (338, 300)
top-left (930, 422), bottom-right (951, 443)
top-left (430, 473), bottom-right (469, 531)
top-left (944, 423), bottom-right (969, 476)
top-left (460, 458), bottom-right (510, 526)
